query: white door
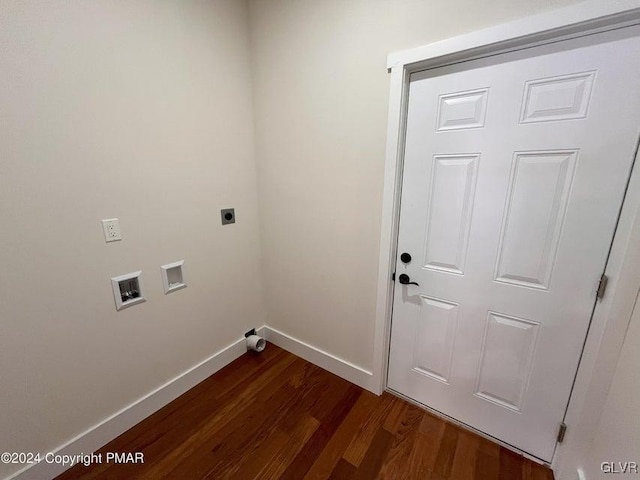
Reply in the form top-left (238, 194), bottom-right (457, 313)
top-left (388, 26), bottom-right (640, 462)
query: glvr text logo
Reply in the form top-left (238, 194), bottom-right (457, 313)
top-left (106, 452), bottom-right (144, 464)
top-left (601, 462), bottom-right (638, 474)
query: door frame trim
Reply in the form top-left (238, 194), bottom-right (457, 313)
top-left (374, 1), bottom-right (640, 474)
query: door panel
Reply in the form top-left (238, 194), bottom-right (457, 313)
top-left (495, 150), bottom-right (577, 289)
top-left (520, 72), bottom-right (595, 123)
top-left (412, 295), bottom-right (459, 383)
top-left (436, 88), bottom-right (489, 131)
top-left (424, 154), bottom-right (479, 274)
top-left (388, 26), bottom-right (640, 461)
top-left (475, 311), bottom-right (540, 412)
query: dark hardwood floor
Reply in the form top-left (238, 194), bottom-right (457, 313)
top-left (56, 344), bottom-right (554, 479)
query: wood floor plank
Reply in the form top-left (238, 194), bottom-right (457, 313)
top-left (408, 412), bottom-right (446, 476)
top-left (227, 412), bottom-right (319, 480)
top-left (278, 383), bottom-right (361, 480)
top-left (353, 427), bottom-right (394, 480)
top-left (523, 459), bottom-right (555, 480)
top-left (448, 428), bottom-right (481, 480)
top-left (407, 433), bottom-right (438, 479)
top-left (342, 392), bottom-right (395, 466)
top-left (432, 423), bottom-right (460, 478)
top-left (55, 345), bottom-right (555, 480)
top-left (382, 395), bottom-right (407, 432)
top-left (499, 447), bottom-right (525, 480)
top-left (256, 413), bottom-right (320, 480)
top-left (303, 391), bottom-right (378, 480)
top-left (225, 424), bottom-right (290, 479)
top-left (163, 368), bottom-right (308, 479)
top-left (378, 403), bottom-right (423, 479)
top-left (328, 459), bottom-right (357, 480)
top-left (536, 464), bottom-right (555, 480)
top-left (279, 364), bottom-right (346, 433)
top-left (475, 447), bottom-right (500, 480)
top-left (523, 462), bottom-right (535, 480)
top-left (478, 435), bottom-right (501, 458)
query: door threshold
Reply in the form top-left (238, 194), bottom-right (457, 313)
top-left (385, 387), bottom-right (551, 467)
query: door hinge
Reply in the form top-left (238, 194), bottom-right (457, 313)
top-left (392, 272), bottom-right (396, 282)
top-left (597, 273), bottom-right (608, 300)
top-left (557, 422), bottom-right (567, 443)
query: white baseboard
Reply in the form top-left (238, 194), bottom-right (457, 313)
top-left (6, 327), bottom-right (265, 480)
top-left (262, 326), bottom-right (375, 393)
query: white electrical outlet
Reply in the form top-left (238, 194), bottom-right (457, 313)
top-left (101, 218), bottom-right (122, 242)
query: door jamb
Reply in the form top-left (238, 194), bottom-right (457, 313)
top-left (373, 1), bottom-right (640, 474)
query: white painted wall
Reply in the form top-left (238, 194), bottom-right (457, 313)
top-left (0, 1), bottom-right (263, 478)
top-left (248, 0), bottom-right (584, 372)
top-left (578, 292), bottom-right (640, 479)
